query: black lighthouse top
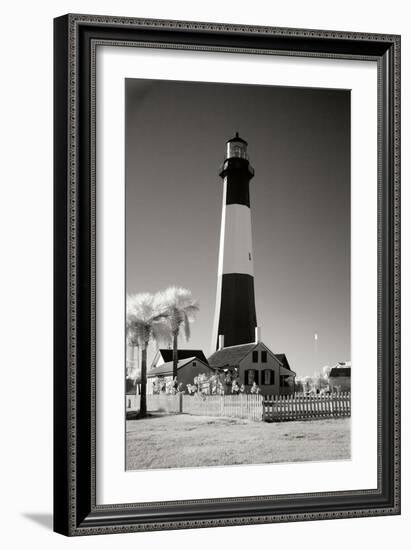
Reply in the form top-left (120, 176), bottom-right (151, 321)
top-left (227, 132), bottom-right (248, 145)
top-left (220, 133), bottom-right (255, 206)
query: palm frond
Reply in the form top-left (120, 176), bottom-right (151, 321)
top-left (183, 310), bottom-right (191, 341)
top-left (127, 287), bottom-right (199, 346)
top-left (126, 292), bottom-right (164, 346)
top-left (152, 319), bottom-right (173, 347)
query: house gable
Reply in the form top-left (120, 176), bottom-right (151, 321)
top-left (146, 357), bottom-right (214, 394)
top-left (236, 343), bottom-right (281, 395)
top-left (151, 350), bottom-right (164, 368)
top-left (208, 341), bottom-right (294, 372)
top-left (246, 342), bottom-right (283, 368)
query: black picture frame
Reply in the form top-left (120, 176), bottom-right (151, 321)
top-left (53, 13), bottom-right (401, 536)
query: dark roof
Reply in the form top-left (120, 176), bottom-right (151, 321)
top-left (275, 353), bottom-right (292, 371)
top-left (208, 343), bottom-right (256, 368)
top-left (148, 357), bottom-right (210, 378)
top-left (208, 343), bottom-right (293, 372)
top-left (157, 349), bottom-right (208, 364)
top-left (329, 367), bottom-right (351, 378)
top-left (227, 132), bottom-right (248, 145)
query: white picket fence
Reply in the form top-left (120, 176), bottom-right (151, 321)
top-left (183, 394), bottom-right (263, 421)
top-left (129, 392), bottom-right (351, 423)
top-left (263, 393), bottom-right (351, 422)
top-left (130, 393), bottom-right (263, 421)
top-left (132, 394), bottom-right (182, 414)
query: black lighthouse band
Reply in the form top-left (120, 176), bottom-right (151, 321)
top-left (216, 273), bottom-right (257, 349)
top-left (219, 156), bottom-right (255, 207)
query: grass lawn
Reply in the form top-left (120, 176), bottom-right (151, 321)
top-left (126, 413), bottom-right (350, 470)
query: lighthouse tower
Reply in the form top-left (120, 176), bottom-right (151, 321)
top-left (212, 133), bottom-right (257, 350)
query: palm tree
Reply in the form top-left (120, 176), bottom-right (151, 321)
top-left (155, 286), bottom-right (199, 382)
top-left (126, 325), bottom-right (139, 395)
top-left (126, 292), bottom-right (168, 417)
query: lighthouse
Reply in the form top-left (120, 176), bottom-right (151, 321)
top-left (212, 133), bottom-right (257, 350)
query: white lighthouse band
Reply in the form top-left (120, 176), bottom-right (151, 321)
top-left (217, 184), bottom-right (254, 277)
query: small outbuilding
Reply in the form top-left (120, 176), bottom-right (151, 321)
top-left (328, 362), bottom-right (351, 392)
top-left (147, 356), bottom-right (214, 394)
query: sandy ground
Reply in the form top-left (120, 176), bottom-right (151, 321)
top-left (126, 413), bottom-right (350, 470)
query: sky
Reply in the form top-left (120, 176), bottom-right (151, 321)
top-left (125, 78), bottom-right (350, 377)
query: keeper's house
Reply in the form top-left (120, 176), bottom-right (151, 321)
top-left (208, 340), bottom-right (296, 396)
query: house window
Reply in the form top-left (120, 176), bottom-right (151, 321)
top-left (246, 369), bottom-right (259, 385)
top-left (263, 369), bottom-right (273, 385)
top-left (252, 350), bottom-right (258, 363)
top-left (261, 350), bottom-right (267, 363)
top-left (192, 361), bottom-right (196, 366)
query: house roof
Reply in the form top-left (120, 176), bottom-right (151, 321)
top-left (208, 343), bottom-right (256, 368)
top-left (329, 367), bottom-right (351, 378)
top-left (147, 357), bottom-right (210, 378)
top-left (208, 342), bottom-right (293, 372)
top-left (275, 353), bottom-right (292, 371)
top-left (280, 366), bottom-right (295, 377)
top-left (155, 348), bottom-right (208, 365)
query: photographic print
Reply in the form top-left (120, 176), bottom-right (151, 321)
top-left (125, 78), bottom-right (351, 471)
top-left (54, 15), bottom-right (400, 534)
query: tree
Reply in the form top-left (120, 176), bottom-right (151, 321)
top-left (155, 287), bottom-right (199, 381)
top-left (126, 293), bottom-right (168, 417)
top-left (126, 325), bottom-right (140, 395)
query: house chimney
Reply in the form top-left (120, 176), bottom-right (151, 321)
top-left (218, 334), bottom-right (225, 350)
top-left (255, 326), bottom-right (261, 342)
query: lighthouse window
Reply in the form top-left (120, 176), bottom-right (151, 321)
top-left (252, 350), bottom-right (258, 363)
